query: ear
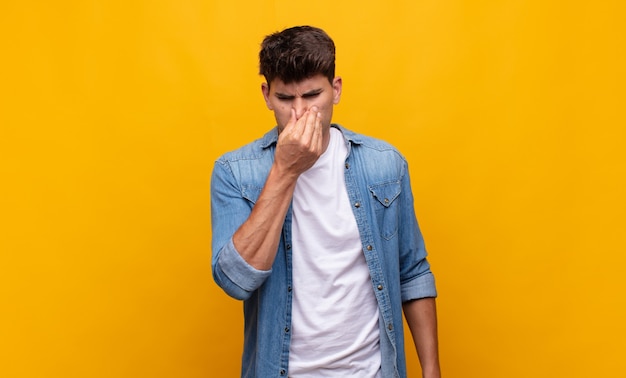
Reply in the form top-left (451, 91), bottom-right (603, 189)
top-left (261, 82), bottom-right (273, 110)
top-left (332, 77), bottom-right (343, 105)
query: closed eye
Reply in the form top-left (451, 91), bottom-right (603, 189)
top-left (302, 92), bottom-right (321, 99)
top-left (275, 93), bottom-right (294, 100)
top-left (302, 89), bottom-right (323, 98)
top-left (274, 89), bottom-right (323, 101)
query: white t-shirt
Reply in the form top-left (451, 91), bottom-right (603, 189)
top-left (288, 127), bottom-right (381, 377)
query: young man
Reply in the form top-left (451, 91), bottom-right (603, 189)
top-left (211, 26), bottom-right (440, 378)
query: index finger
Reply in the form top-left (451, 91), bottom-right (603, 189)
top-left (299, 106), bottom-right (320, 142)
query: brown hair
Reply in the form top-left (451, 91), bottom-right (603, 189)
top-left (259, 26), bottom-right (335, 86)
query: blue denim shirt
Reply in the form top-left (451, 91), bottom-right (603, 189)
top-left (211, 125), bottom-right (437, 378)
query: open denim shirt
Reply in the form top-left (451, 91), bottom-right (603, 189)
top-left (211, 125), bottom-right (437, 378)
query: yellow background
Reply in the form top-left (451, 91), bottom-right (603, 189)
top-left (1, 1), bottom-right (625, 377)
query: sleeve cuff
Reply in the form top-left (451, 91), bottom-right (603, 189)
top-left (218, 238), bottom-right (272, 292)
top-left (401, 272), bottom-right (437, 302)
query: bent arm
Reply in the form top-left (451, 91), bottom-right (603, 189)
top-left (232, 106), bottom-right (323, 270)
top-left (232, 163), bottom-right (298, 270)
top-left (403, 297), bottom-right (441, 378)
top-left (211, 107), bottom-right (324, 298)
top-left (210, 160), bottom-right (298, 300)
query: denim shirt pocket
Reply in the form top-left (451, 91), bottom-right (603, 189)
top-left (368, 180), bottom-right (402, 240)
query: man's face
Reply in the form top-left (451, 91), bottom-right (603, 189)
top-left (261, 74), bottom-right (342, 134)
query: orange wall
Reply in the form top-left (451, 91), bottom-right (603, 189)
top-left (1, 1), bottom-right (625, 377)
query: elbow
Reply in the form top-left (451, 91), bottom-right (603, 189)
top-left (213, 268), bottom-right (254, 301)
top-left (211, 240), bottom-right (271, 301)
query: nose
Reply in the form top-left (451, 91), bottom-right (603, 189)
top-left (293, 97), bottom-right (307, 119)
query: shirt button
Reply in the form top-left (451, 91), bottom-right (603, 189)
top-left (280, 369), bottom-right (286, 375)
top-left (287, 286), bottom-right (292, 292)
top-left (366, 245), bottom-right (372, 251)
top-left (286, 244), bottom-right (291, 250)
top-left (354, 202), bottom-right (361, 208)
top-left (285, 327), bottom-right (290, 333)
top-left (388, 324), bottom-right (393, 330)
top-left (345, 162), bottom-right (350, 169)
top-left (384, 198), bottom-right (389, 204)
top-left (377, 285), bottom-right (383, 290)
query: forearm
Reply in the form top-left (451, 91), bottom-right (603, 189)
top-left (403, 297), bottom-right (441, 378)
top-left (232, 163), bottom-right (298, 270)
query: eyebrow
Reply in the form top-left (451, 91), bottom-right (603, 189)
top-left (274, 88), bottom-right (324, 99)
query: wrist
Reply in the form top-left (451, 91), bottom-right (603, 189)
top-left (270, 160), bottom-right (301, 183)
top-left (421, 364), bottom-right (441, 378)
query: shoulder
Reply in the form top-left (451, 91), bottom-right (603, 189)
top-left (212, 128), bottom-right (277, 189)
top-left (335, 125), bottom-right (410, 186)
top-left (216, 128), bottom-right (278, 164)
top-left (336, 124), bottom-right (406, 163)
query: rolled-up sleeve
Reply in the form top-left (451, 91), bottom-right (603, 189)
top-left (211, 159), bottom-right (272, 300)
top-left (214, 238), bottom-right (272, 300)
top-left (400, 272), bottom-right (437, 302)
top-left (397, 163), bottom-right (438, 302)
